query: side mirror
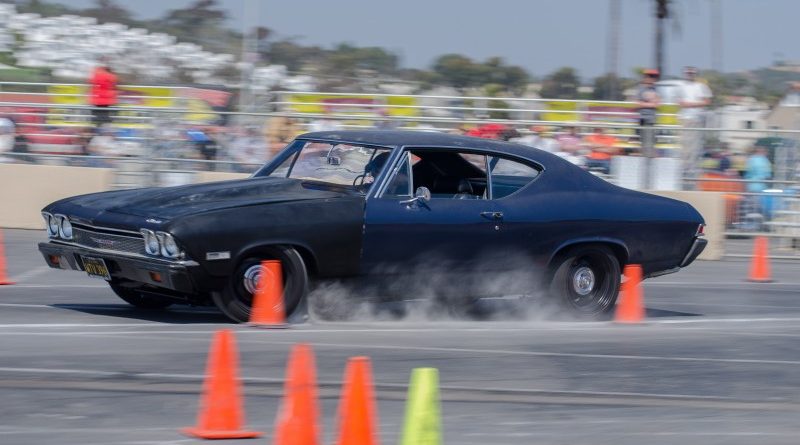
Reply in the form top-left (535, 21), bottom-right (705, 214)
top-left (400, 186), bottom-right (431, 207)
top-left (414, 186), bottom-right (431, 202)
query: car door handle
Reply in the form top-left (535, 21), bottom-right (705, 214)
top-left (480, 211), bottom-right (503, 220)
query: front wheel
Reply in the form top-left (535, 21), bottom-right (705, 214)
top-left (109, 282), bottom-right (173, 309)
top-left (212, 246), bottom-right (309, 323)
top-left (549, 245), bottom-right (621, 317)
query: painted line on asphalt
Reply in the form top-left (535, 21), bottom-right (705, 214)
top-left (0, 323), bottom-right (224, 328)
top-left (648, 301), bottom-right (800, 310)
top-left (245, 339), bottom-right (800, 366)
top-left (1, 316), bottom-right (800, 331)
top-left (0, 365), bottom-right (772, 403)
top-left (647, 281), bottom-right (800, 286)
top-left (1, 284), bottom-right (107, 289)
top-left (0, 426), bottom-right (177, 435)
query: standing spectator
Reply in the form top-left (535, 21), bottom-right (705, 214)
top-left (745, 146), bottom-right (772, 193)
top-left (677, 66), bottom-right (713, 178)
top-left (636, 69), bottom-right (661, 157)
top-left (555, 126), bottom-right (583, 154)
top-left (583, 128), bottom-right (620, 174)
top-left (89, 59), bottom-right (118, 128)
top-left (514, 125), bottom-right (543, 147)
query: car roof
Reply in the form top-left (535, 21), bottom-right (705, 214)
top-left (297, 130), bottom-right (559, 164)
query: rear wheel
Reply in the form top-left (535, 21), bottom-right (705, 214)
top-left (549, 245), bottom-right (620, 317)
top-left (212, 246), bottom-right (308, 323)
top-left (109, 282), bottom-right (173, 309)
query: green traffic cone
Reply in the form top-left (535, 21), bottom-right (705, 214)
top-left (399, 368), bottom-right (442, 445)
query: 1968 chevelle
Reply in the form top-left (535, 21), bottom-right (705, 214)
top-left (39, 131), bottom-right (706, 322)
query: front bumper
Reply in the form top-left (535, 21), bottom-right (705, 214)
top-left (679, 236), bottom-right (707, 268)
top-left (38, 241), bottom-right (202, 294)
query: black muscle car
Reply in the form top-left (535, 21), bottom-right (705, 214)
top-left (39, 130), bottom-right (706, 322)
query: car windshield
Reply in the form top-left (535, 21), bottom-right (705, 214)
top-left (266, 140), bottom-right (392, 189)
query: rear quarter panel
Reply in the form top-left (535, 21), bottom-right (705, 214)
top-left (496, 164), bottom-right (702, 275)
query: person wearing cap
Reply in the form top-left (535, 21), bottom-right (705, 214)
top-left (677, 66), bottom-right (713, 179)
top-left (636, 69), bottom-right (661, 159)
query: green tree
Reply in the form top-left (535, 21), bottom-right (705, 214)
top-left (432, 54), bottom-right (483, 90)
top-left (540, 67), bottom-right (580, 99)
top-left (81, 0), bottom-right (135, 26)
top-left (156, 0), bottom-right (237, 54)
top-left (592, 74), bottom-right (626, 100)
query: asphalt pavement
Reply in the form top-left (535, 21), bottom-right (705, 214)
top-left (2, 229), bottom-right (800, 445)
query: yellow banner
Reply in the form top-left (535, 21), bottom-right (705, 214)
top-left (287, 94), bottom-right (418, 118)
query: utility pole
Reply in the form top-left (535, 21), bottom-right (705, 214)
top-left (606, 0), bottom-right (621, 100)
top-left (710, 0), bottom-right (722, 72)
top-left (654, 0), bottom-right (669, 76)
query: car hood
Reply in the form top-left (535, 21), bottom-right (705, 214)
top-left (59, 177), bottom-right (352, 220)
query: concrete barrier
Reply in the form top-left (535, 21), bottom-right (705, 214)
top-left (651, 190), bottom-right (725, 260)
top-left (0, 164), bottom-right (726, 261)
top-left (0, 164), bottom-right (114, 229)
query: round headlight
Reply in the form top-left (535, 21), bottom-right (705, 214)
top-left (48, 215), bottom-right (60, 237)
top-left (58, 217), bottom-right (73, 240)
top-left (43, 213), bottom-right (58, 237)
top-left (140, 229), bottom-right (160, 256)
top-left (159, 232), bottom-right (180, 258)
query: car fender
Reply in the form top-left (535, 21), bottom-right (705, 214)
top-left (548, 237), bottom-right (630, 268)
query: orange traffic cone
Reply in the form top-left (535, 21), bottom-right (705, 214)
top-left (0, 230), bottom-right (14, 285)
top-left (334, 357), bottom-right (379, 445)
top-left (614, 264), bottom-right (645, 324)
top-left (181, 329), bottom-right (262, 439)
top-left (748, 236), bottom-right (772, 283)
top-left (249, 260), bottom-right (287, 328)
top-left (274, 343), bottom-right (321, 445)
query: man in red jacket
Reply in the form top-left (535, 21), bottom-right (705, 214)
top-left (89, 60), bottom-right (117, 129)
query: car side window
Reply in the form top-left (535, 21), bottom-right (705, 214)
top-left (381, 152), bottom-right (412, 198)
top-left (405, 149), bottom-right (488, 200)
top-left (489, 156), bottom-right (540, 199)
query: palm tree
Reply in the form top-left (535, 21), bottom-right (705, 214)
top-left (654, 0), bottom-right (671, 76)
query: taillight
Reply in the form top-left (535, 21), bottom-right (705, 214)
top-left (696, 224), bottom-right (705, 236)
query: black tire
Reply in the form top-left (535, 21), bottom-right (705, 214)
top-left (212, 246), bottom-right (309, 323)
top-left (548, 245), bottom-right (621, 317)
top-left (109, 282), bottom-right (173, 309)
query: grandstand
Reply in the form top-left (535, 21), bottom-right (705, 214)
top-left (0, 3), bottom-right (235, 83)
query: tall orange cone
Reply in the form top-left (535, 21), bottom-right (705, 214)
top-left (748, 236), bottom-right (772, 283)
top-left (181, 329), bottom-right (262, 439)
top-left (334, 357), bottom-right (379, 445)
top-left (0, 230), bottom-right (15, 285)
top-left (274, 343), bottom-right (321, 445)
top-left (249, 260), bottom-right (287, 328)
top-left (614, 264), bottom-right (645, 324)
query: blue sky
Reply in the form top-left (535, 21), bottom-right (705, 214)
top-left (50, 0), bottom-right (799, 79)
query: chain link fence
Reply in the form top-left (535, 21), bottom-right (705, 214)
top-left (2, 84), bottom-right (800, 257)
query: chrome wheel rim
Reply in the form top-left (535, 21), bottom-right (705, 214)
top-left (572, 266), bottom-right (595, 296)
top-left (242, 264), bottom-right (262, 295)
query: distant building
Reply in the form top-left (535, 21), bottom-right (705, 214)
top-left (765, 83), bottom-right (800, 131)
top-left (715, 97), bottom-right (770, 151)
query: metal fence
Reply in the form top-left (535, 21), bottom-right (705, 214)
top-left (2, 84), bottom-right (800, 256)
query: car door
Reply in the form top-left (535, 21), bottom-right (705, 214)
top-left (485, 155), bottom-right (549, 269)
top-left (360, 148), bottom-right (502, 274)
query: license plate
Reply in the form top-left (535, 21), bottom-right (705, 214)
top-left (81, 256), bottom-right (111, 280)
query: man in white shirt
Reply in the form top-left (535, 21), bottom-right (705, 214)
top-left (677, 66), bottom-right (713, 179)
top-left (678, 66), bottom-right (712, 121)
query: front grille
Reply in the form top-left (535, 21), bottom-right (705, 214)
top-left (71, 227), bottom-right (145, 256)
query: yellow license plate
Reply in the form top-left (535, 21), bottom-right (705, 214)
top-left (81, 256), bottom-right (111, 280)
